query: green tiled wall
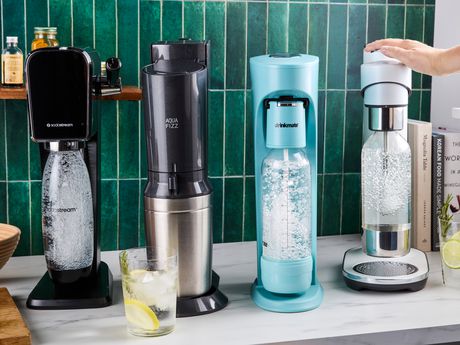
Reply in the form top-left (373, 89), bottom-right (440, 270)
top-left (0, 0), bottom-right (435, 256)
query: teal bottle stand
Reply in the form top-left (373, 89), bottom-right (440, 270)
top-left (249, 54), bottom-right (322, 313)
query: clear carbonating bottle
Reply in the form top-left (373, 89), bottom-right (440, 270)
top-left (262, 148), bottom-right (311, 261)
top-left (362, 130), bottom-right (411, 255)
top-left (42, 143), bottom-right (94, 283)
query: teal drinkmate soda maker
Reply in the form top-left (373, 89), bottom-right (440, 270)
top-left (250, 54), bottom-right (323, 312)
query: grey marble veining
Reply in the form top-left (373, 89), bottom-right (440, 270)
top-left (1, 235), bottom-right (460, 345)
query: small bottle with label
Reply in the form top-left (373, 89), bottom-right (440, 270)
top-left (1, 36), bottom-right (23, 87)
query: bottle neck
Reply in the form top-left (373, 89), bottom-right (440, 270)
top-left (6, 42), bottom-right (18, 48)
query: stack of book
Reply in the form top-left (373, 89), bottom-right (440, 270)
top-left (408, 120), bottom-right (460, 252)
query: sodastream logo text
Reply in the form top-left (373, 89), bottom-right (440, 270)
top-left (275, 123), bottom-right (299, 128)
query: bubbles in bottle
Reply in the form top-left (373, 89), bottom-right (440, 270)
top-left (262, 149), bottom-right (311, 260)
top-left (42, 150), bottom-right (94, 271)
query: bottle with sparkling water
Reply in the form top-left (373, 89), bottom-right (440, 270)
top-left (42, 144), bottom-right (94, 283)
top-left (262, 148), bottom-right (311, 261)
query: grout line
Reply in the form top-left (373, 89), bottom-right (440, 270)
top-left (137, 0), bottom-right (141, 246)
top-left (23, 0), bottom-right (27, 54)
top-left (320, 1), bottom-right (330, 236)
top-left (182, 0), bottom-right (184, 37)
top-left (265, 0), bottom-right (268, 54)
top-left (47, 0), bottom-right (50, 27)
top-left (70, 0), bottom-right (74, 46)
top-left (221, 0), bottom-right (228, 243)
top-left (306, 1), bottom-right (309, 54)
top-left (384, 0), bottom-right (388, 38)
top-left (365, 0), bottom-right (369, 44)
top-left (210, 88), bottom-right (433, 92)
top-left (160, 0), bottom-right (163, 40)
top-left (285, 0), bottom-right (289, 52)
top-left (203, 0), bottom-right (206, 40)
top-left (4, 102), bottom-right (8, 223)
top-left (93, 0), bottom-right (96, 48)
top-left (241, 0), bottom-right (248, 242)
top-left (1, 0), bottom-right (3, 51)
top-left (339, 3), bottom-right (350, 236)
top-left (115, 0), bottom-right (120, 249)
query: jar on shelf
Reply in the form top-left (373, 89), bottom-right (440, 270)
top-left (31, 27), bottom-right (59, 51)
top-left (1, 36), bottom-right (23, 87)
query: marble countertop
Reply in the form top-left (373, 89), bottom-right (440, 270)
top-left (1, 234), bottom-right (460, 345)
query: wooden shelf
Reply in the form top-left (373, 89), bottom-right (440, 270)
top-left (0, 85), bottom-right (142, 101)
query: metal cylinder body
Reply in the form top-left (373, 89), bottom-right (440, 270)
top-left (144, 195), bottom-right (212, 297)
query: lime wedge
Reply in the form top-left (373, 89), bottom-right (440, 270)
top-left (441, 239), bottom-right (460, 269)
top-left (124, 299), bottom-right (159, 331)
top-left (450, 231), bottom-right (460, 241)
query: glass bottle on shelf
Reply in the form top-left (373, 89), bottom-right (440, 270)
top-left (1, 36), bottom-right (23, 88)
top-left (31, 27), bottom-right (59, 51)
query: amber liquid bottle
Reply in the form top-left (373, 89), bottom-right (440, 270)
top-left (1, 36), bottom-right (23, 88)
top-left (31, 27), bottom-right (59, 51)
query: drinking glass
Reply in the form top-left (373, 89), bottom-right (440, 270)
top-left (439, 219), bottom-right (460, 287)
top-left (119, 247), bottom-right (177, 337)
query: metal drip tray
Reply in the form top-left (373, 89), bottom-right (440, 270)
top-left (353, 261), bottom-right (418, 277)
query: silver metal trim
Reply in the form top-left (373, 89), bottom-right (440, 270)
top-left (144, 194), bottom-right (211, 213)
top-left (48, 141), bottom-right (81, 152)
top-left (368, 107), bottom-right (404, 131)
top-left (342, 247), bottom-right (429, 286)
top-left (363, 228), bottom-right (410, 257)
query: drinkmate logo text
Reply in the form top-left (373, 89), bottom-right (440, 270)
top-left (165, 117), bottom-right (179, 129)
top-left (53, 207), bottom-right (77, 213)
top-left (275, 122), bottom-right (298, 128)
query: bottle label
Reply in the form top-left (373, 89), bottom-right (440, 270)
top-left (2, 54), bottom-right (23, 84)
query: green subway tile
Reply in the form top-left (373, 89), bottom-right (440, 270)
top-left (321, 174), bottom-right (342, 236)
top-left (327, 4), bottom-right (347, 89)
top-left (406, 6), bottom-right (424, 89)
top-left (29, 143), bottom-right (42, 181)
top-left (119, 179), bottom-right (139, 249)
top-left (140, 104), bottom-right (148, 179)
top-left (73, 0), bottom-right (94, 48)
top-left (367, 5), bottom-right (386, 43)
top-left (341, 174), bottom-right (360, 235)
top-left (425, 0), bottom-right (435, 5)
top-left (226, 2), bottom-right (246, 89)
top-left (421, 91), bottom-right (431, 123)
top-left (162, 1), bottom-right (182, 41)
top-left (268, 3), bottom-right (288, 54)
top-left (184, 1), bottom-right (204, 41)
top-left (344, 92), bottom-right (363, 173)
top-left (8, 182), bottom-right (30, 256)
top-left (423, 6), bottom-right (435, 89)
top-left (407, 0), bottom-right (424, 4)
top-left (324, 91), bottom-right (345, 174)
top-left (408, 90), bottom-right (421, 120)
top-left (100, 179), bottom-right (118, 251)
top-left (6, 101), bottom-right (28, 181)
top-left (208, 91), bottom-right (224, 177)
top-left (317, 174), bottom-right (323, 235)
top-left (386, 5), bottom-right (405, 39)
top-left (223, 178), bottom-right (243, 242)
top-left (288, 4), bottom-right (308, 54)
top-left (422, 75), bottom-right (432, 90)
top-left (140, 0), bottom-right (161, 69)
top-left (26, 0), bottom-right (48, 54)
top-left (369, 0), bottom-right (386, 3)
top-left (317, 91), bottom-right (326, 174)
top-left (308, 4), bottom-right (328, 89)
top-left (247, 2), bottom-right (267, 89)
top-left (225, 91), bottom-right (245, 176)
top-left (349, 0), bottom-right (366, 3)
top-left (347, 5), bottom-right (367, 89)
top-left (118, 101), bottom-right (140, 179)
top-left (139, 181), bottom-right (146, 247)
top-left (100, 101), bottom-right (118, 179)
top-left (0, 102), bottom-right (5, 180)
top-left (95, 0), bottom-right (116, 59)
top-left (243, 177), bottom-right (256, 241)
top-left (50, 0), bottom-right (71, 46)
top-left (30, 181), bottom-right (43, 255)
top-left (205, 1), bottom-right (225, 89)
top-left (245, 91), bottom-right (254, 176)
top-left (3, 0), bottom-right (25, 53)
top-left (210, 177), bottom-right (223, 243)
top-left (388, 0), bottom-right (405, 4)
top-left (118, 0), bottom-right (139, 86)
top-left (0, 183), bottom-right (6, 222)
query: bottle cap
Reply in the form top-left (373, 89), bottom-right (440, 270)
top-left (452, 108), bottom-right (460, 120)
top-left (34, 27), bottom-right (57, 35)
top-left (6, 36), bottom-right (18, 44)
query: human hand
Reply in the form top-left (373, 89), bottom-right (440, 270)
top-left (365, 39), bottom-right (450, 76)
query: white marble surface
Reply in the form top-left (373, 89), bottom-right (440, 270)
top-left (1, 235), bottom-right (460, 345)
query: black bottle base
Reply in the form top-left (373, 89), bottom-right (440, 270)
top-left (26, 261), bottom-right (113, 310)
top-left (176, 271), bottom-right (228, 317)
top-left (344, 276), bottom-right (428, 292)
